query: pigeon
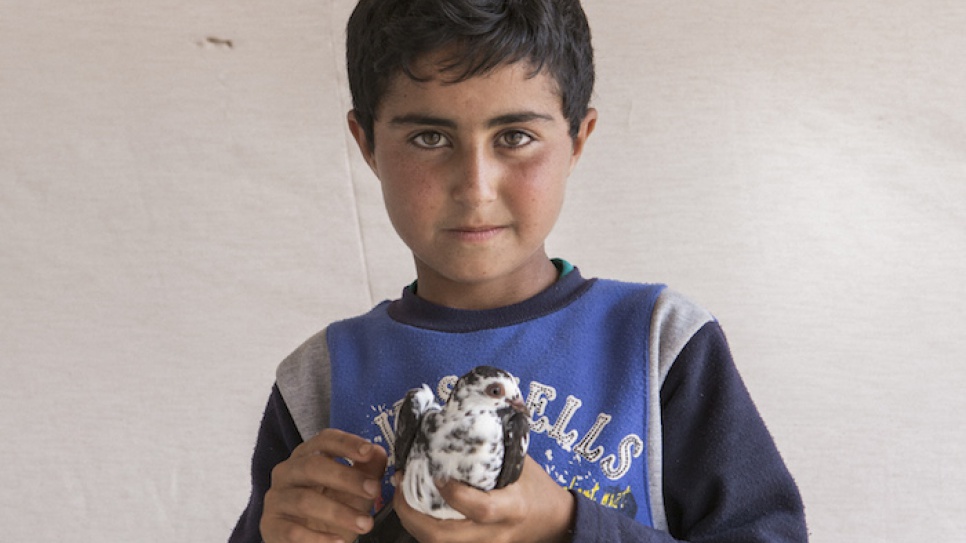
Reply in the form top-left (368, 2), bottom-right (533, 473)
top-left (356, 365), bottom-right (530, 542)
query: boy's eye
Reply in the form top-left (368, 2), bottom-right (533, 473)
top-left (411, 131), bottom-right (449, 149)
top-left (498, 130), bottom-right (533, 148)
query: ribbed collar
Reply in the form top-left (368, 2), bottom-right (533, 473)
top-left (386, 265), bottom-right (594, 333)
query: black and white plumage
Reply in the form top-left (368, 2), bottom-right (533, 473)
top-left (356, 366), bottom-right (530, 543)
top-left (394, 365), bottom-right (531, 519)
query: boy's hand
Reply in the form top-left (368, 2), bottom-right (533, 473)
top-left (394, 456), bottom-right (575, 543)
top-left (261, 428), bottom-right (388, 543)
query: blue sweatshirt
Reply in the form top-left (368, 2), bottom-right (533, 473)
top-left (230, 264), bottom-right (807, 542)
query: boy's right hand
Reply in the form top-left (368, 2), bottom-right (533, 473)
top-left (260, 428), bottom-right (388, 543)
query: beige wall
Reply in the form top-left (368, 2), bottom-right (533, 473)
top-left (2, 1), bottom-right (964, 540)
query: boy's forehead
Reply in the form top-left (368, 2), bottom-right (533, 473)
top-left (375, 57), bottom-right (564, 120)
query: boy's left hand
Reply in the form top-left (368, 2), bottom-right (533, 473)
top-left (393, 455), bottom-right (575, 543)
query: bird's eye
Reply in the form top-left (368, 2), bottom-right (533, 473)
top-left (486, 384), bottom-right (505, 398)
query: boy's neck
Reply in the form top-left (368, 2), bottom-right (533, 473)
top-left (412, 256), bottom-right (561, 310)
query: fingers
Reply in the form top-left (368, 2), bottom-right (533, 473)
top-left (286, 429), bottom-right (386, 500)
top-left (393, 476), bottom-right (506, 543)
top-left (262, 485), bottom-right (375, 541)
top-left (436, 480), bottom-right (520, 525)
top-left (274, 451), bottom-right (379, 505)
top-left (353, 441), bottom-right (389, 480)
top-left (394, 457), bottom-right (576, 543)
top-left (392, 483), bottom-right (471, 543)
top-left (293, 428), bottom-right (381, 464)
top-left (261, 429), bottom-right (389, 543)
top-left (435, 456), bottom-right (550, 525)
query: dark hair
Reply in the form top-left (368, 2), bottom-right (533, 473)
top-left (346, 0), bottom-right (594, 148)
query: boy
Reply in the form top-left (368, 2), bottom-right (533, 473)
top-left (231, 0), bottom-right (807, 541)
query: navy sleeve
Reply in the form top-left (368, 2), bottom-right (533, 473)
top-left (661, 322), bottom-right (807, 541)
top-left (229, 385), bottom-right (305, 543)
top-left (570, 491), bottom-right (679, 542)
top-left (570, 322), bottom-right (807, 542)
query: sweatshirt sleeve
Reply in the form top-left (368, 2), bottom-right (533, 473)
top-left (229, 385), bottom-right (305, 543)
top-left (661, 321), bottom-right (807, 541)
top-left (569, 322), bottom-right (807, 542)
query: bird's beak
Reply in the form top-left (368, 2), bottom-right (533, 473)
top-left (509, 397), bottom-right (528, 416)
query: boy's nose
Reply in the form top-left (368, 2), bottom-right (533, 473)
top-left (451, 147), bottom-right (499, 207)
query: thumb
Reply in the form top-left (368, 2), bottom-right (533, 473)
top-left (436, 479), bottom-right (507, 523)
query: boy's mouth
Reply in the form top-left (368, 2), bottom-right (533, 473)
top-left (446, 225), bottom-right (507, 242)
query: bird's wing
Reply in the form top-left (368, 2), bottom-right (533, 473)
top-left (495, 409), bottom-right (530, 489)
top-left (394, 385), bottom-right (434, 471)
top-left (355, 386), bottom-right (438, 543)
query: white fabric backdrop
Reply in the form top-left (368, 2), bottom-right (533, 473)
top-left (1, 1), bottom-right (963, 541)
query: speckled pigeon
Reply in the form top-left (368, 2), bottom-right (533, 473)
top-left (357, 365), bottom-right (530, 542)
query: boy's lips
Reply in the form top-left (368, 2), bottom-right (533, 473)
top-left (445, 224), bottom-right (508, 242)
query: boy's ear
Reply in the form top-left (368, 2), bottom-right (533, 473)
top-left (569, 108), bottom-right (598, 172)
top-left (347, 110), bottom-right (377, 171)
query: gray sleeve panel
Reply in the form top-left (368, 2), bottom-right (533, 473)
top-left (275, 328), bottom-right (332, 442)
top-left (645, 288), bottom-right (715, 532)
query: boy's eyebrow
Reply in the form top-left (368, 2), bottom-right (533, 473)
top-left (387, 111), bottom-right (555, 129)
top-left (389, 114), bottom-right (457, 129)
top-left (486, 112), bottom-right (555, 127)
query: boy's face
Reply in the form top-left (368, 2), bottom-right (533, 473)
top-left (349, 53), bottom-right (596, 309)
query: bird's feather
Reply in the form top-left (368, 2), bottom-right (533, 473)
top-left (393, 385), bottom-right (437, 471)
top-left (496, 406), bottom-right (529, 489)
top-left (356, 366), bottom-right (530, 543)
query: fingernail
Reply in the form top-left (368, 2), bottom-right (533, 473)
top-left (356, 515), bottom-right (372, 532)
top-left (359, 442), bottom-right (373, 456)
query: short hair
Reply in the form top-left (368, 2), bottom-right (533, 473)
top-left (346, 0), bottom-right (595, 148)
